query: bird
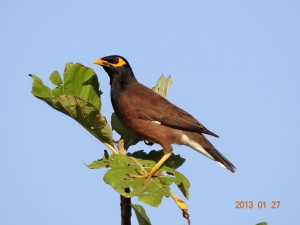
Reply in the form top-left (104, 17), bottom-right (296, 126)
top-left (93, 55), bottom-right (236, 182)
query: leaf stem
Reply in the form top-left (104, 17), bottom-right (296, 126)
top-left (103, 142), bottom-right (119, 154)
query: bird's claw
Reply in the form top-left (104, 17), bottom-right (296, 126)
top-left (128, 170), bottom-right (163, 186)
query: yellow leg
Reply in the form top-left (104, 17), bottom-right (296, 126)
top-left (149, 152), bottom-right (172, 175)
top-left (144, 152), bottom-right (172, 185)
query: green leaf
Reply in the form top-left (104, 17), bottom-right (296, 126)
top-left (86, 150), bottom-right (110, 169)
top-left (49, 70), bottom-right (63, 86)
top-left (111, 113), bottom-right (140, 149)
top-left (129, 150), bottom-right (186, 169)
top-left (86, 159), bottom-right (109, 169)
top-left (256, 223), bottom-right (268, 225)
top-left (152, 74), bottom-right (172, 98)
top-left (30, 63), bottom-right (114, 146)
top-left (166, 169), bottom-right (190, 199)
top-left (132, 204), bottom-right (152, 225)
top-left (109, 153), bottom-right (138, 168)
top-left (103, 154), bottom-right (170, 207)
top-left (30, 74), bottom-right (52, 98)
top-left (103, 152), bottom-right (188, 207)
top-left (51, 63), bottom-right (102, 110)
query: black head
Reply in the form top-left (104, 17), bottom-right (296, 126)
top-left (93, 55), bottom-right (136, 84)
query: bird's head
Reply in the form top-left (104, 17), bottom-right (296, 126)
top-left (93, 55), bottom-right (135, 84)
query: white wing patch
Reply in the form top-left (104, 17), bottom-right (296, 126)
top-left (218, 162), bottom-right (227, 169)
top-left (151, 121), bottom-right (161, 125)
top-left (180, 134), bottom-right (214, 160)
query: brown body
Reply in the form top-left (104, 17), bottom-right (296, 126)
top-left (94, 55), bottom-right (236, 174)
top-left (113, 82), bottom-right (184, 153)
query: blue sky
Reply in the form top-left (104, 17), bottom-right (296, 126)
top-left (1, 1), bottom-right (299, 224)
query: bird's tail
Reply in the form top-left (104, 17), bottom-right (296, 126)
top-left (180, 131), bottom-right (236, 173)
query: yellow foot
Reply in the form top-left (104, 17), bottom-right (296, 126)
top-left (128, 152), bottom-right (173, 185)
top-left (143, 171), bottom-right (164, 185)
top-left (128, 171), bottom-right (163, 186)
top-left (143, 173), bottom-right (152, 186)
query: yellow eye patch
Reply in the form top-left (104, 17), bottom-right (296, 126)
top-left (112, 57), bottom-right (127, 67)
top-left (93, 57), bottom-right (127, 68)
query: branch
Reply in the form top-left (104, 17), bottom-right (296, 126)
top-left (120, 188), bottom-right (132, 225)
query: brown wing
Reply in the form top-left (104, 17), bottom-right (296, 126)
top-left (127, 83), bottom-right (219, 137)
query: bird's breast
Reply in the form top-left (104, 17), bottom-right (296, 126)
top-left (111, 88), bottom-right (138, 123)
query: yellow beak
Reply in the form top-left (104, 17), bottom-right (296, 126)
top-left (93, 59), bottom-right (110, 67)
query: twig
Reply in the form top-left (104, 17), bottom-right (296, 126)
top-left (103, 142), bottom-right (119, 154)
top-left (121, 188), bottom-right (132, 225)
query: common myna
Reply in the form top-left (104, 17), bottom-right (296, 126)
top-left (94, 55), bottom-right (236, 181)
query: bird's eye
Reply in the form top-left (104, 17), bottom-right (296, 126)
top-left (112, 57), bottom-right (119, 64)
